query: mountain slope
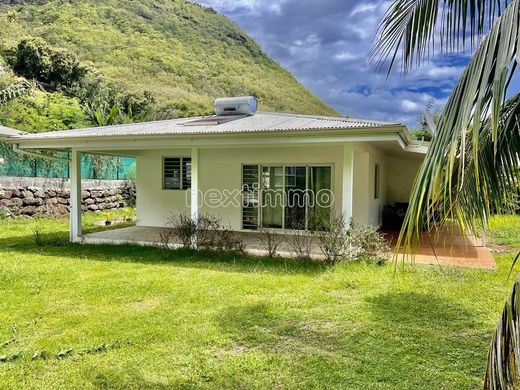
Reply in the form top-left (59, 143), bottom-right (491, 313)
top-left (0, 0), bottom-right (338, 120)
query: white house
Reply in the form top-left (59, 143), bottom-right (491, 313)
top-left (3, 97), bottom-right (427, 242)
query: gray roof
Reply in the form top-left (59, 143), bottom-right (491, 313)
top-left (11, 111), bottom-right (404, 140)
top-left (0, 125), bottom-right (26, 138)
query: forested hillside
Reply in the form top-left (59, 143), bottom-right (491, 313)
top-left (0, 0), bottom-right (337, 133)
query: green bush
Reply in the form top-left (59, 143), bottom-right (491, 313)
top-left (0, 91), bottom-right (88, 131)
top-left (8, 38), bottom-right (85, 90)
top-left (346, 220), bottom-right (390, 265)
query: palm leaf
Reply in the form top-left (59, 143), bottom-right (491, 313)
top-left (0, 80), bottom-right (32, 104)
top-left (372, 0), bottom-right (508, 73)
top-left (398, 0), bottom-right (519, 251)
top-left (484, 276), bottom-right (520, 389)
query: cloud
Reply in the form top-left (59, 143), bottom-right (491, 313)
top-left (194, 0), bottom-right (469, 127)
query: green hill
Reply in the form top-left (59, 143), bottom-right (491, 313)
top-left (0, 0), bottom-right (337, 132)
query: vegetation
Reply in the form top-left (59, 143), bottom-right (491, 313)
top-left (408, 100), bottom-right (437, 142)
top-left (162, 213), bottom-right (245, 252)
top-left (0, 0), bottom-right (337, 180)
top-left (373, 0), bottom-right (520, 387)
top-left (0, 0), bottom-right (337, 128)
top-left (0, 212), bottom-right (517, 388)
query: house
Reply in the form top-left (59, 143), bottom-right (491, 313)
top-left (3, 96), bottom-right (427, 242)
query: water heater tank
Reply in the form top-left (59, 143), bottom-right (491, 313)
top-left (214, 96), bottom-right (257, 116)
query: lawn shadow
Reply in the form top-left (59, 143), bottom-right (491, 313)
top-left (216, 301), bottom-right (345, 357)
top-left (343, 291), bottom-right (491, 387)
top-left (367, 291), bottom-right (479, 329)
top-left (0, 230), bottom-right (329, 276)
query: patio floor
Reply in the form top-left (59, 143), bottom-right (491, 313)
top-left (82, 225), bottom-right (496, 269)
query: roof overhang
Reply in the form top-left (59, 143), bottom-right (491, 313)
top-left (6, 125), bottom-right (424, 154)
top-left (0, 125), bottom-right (27, 138)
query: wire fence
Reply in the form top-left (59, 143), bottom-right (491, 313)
top-left (0, 142), bottom-right (135, 180)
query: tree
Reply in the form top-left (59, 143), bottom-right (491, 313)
top-left (8, 38), bottom-right (85, 90)
top-left (409, 99), bottom-right (437, 142)
top-left (373, 1), bottom-right (520, 388)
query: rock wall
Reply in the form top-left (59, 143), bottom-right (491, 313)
top-left (0, 176), bottom-right (135, 217)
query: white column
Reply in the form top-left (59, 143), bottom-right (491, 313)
top-left (190, 147), bottom-right (199, 222)
top-left (342, 144), bottom-right (354, 222)
top-left (69, 149), bottom-right (82, 242)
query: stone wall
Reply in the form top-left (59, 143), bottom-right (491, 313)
top-left (0, 176), bottom-right (136, 217)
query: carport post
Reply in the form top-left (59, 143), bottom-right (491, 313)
top-left (70, 148), bottom-right (82, 242)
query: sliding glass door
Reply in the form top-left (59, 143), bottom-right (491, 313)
top-left (285, 166), bottom-right (307, 229)
top-left (308, 166), bottom-right (332, 230)
top-left (261, 166), bottom-right (284, 228)
top-left (242, 164), bottom-right (332, 231)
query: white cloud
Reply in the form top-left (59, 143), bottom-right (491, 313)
top-left (333, 51), bottom-right (360, 62)
top-left (350, 3), bottom-right (379, 16)
top-left (401, 100), bottom-right (421, 112)
top-left (193, 0), bottom-right (467, 127)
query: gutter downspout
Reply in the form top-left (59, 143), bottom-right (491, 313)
top-left (12, 144), bottom-right (71, 162)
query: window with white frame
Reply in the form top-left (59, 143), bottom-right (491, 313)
top-left (242, 164), bottom-right (332, 230)
top-left (163, 157), bottom-right (191, 190)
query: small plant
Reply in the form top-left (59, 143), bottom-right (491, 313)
top-left (258, 227), bottom-right (283, 257)
top-left (159, 228), bottom-right (176, 249)
top-left (346, 220), bottom-right (389, 265)
top-left (32, 228), bottom-right (44, 246)
top-left (164, 214), bottom-right (196, 248)
top-left (312, 213), bottom-right (348, 263)
top-left (212, 225), bottom-right (246, 253)
top-left (287, 227), bottom-right (314, 260)
top-left (164, 213), bottom-right (244, 252)
top-left (103, 212), bottom-right (113, 226)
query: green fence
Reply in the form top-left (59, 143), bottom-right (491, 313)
top-left (0, 142), bottom-right (136, 180)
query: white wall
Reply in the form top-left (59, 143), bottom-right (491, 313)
top-left (351, 143), bottom-right (387, 226)
top-left (136, 149), bottom-right (192, 227)
top-left (135, 143), bottom-right (420, 229)
top-left (386, 154), bottom-right (423, 205)
top-left (136, 145), bottom-right (345, 229)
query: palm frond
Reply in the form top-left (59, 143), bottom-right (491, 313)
top-left (439, 93), bottom-right (520, 233)
top-left (0, 80), bottom-right (32, 104)
top-left (372, 0), bottom-right (509, 73)
top-left (398, 0), bottom-right (520, 250)
top-left (484, 276), bottom-right (520, 389)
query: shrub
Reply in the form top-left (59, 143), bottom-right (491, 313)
top-left (165, 214), bottom-right (196, 248)
top-left (163, 213), bottom-right (244, 253)
top-left (310, 213), bottom-right (389, 264)
top-left (346, 220), bottom-right (389, 265)
top-left (287, 227), bottom-right (314, 260)
top-left (312, 213), bottom-right (348, 263)
top-left (258, 227), bottom-right (283, 257)
top-left (159, 227), bottom-right (176, 249)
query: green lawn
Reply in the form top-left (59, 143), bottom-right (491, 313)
top-left (0, 213), bottom-right (518, 389)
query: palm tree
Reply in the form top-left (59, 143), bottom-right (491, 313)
top-left (372, 1), bottom-right (520, 387)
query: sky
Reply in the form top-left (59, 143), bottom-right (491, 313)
top-left (192, 0), bottom-right (473, 128)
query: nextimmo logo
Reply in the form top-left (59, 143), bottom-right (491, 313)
top-left (185, 186), bottom-right (334, 209)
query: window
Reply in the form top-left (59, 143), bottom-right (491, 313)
top-left (374, 163), bottom-right (380, 199)
top-left (242, 165), bottom-right (259, 229)
top-left (241, 164), bottom-right (332, 230)
top-left (163, 157), bottom-right (191, 190)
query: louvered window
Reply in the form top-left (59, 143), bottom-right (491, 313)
top-left (163, 157), bottom-right (191, 190)
top-left (242, 165), bottom-right (259, 229)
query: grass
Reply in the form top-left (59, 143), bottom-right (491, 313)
top-left (0, 212), bottom-right (518, 389)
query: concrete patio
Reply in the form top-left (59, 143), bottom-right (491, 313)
top-left (82, 225), bottom-right (496, 269)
